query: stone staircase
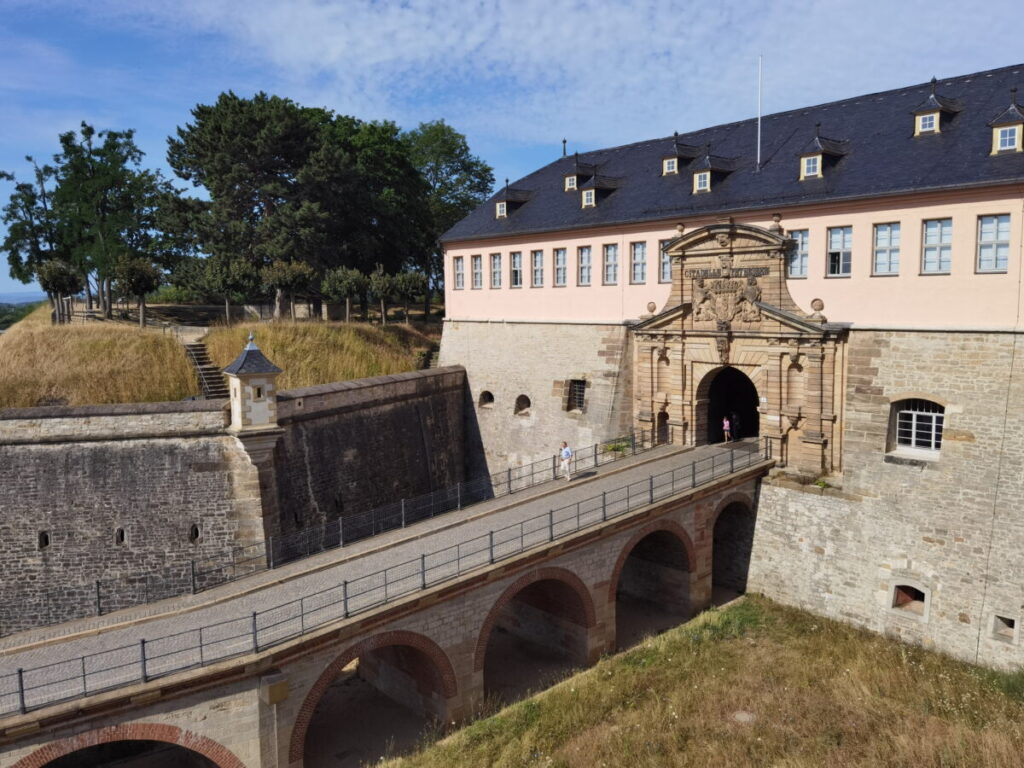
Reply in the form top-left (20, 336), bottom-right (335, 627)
top-left (184, 342), bottom-right (230, 399)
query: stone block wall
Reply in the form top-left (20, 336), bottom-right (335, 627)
top-left (749, 329), bottom-right (1024, 669)
top-left (438, 320), bottom-right (633, 469)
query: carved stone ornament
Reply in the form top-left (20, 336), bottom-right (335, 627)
top-left (806, 297), bottom-right (827, 324)
top-left (646, 301), bottom-right (657, 313)
top-left (692, 276), bottom-right (761, 325)
top-left (715, 233), bottom-right (732, 249)
top-left (716, 335), bottom-right (730, 365)
top-left (717, 252), bottom-right (734, 273)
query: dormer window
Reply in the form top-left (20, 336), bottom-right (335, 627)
top-left (915, 112), bottom-right (938, 135)
top-left (565, 175), bottom-right (577, 191)
top-left (800, 154), bottom-right (822, 180)
top-left (662, 157), bottom-right (677, 175)
top-left (496, 201), bottom-right (507, 218)
top-left (582, 189), bottom-right (596, 208)
top-left (692, 171), bottom-right (710, 194)
top-left (995, 124), bottom-right (1021, 153)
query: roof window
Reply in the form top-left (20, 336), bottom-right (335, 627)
top-left (798, 124), bottom-right (848, 180)
top-left (800, 155), bottom-right (821, 180)
top-left (662, 157), bottom-right (678, 175)
top-left (582, 189), bottom-right (596, 208)
top-left (693, 170), bottom-right (710, 193)
top-left (493, 178), bottom-right (531, 218)
top-left (496, 201), bottom-right (507, 218)
top-left (911, 77), bottom-right (962, 136)
top-left (989, 88), bottom-right (1023, 154)
top-left (565, 175), bottom-right (577, 190)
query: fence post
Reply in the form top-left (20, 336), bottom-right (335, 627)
top-left (17, 669), bottom-right (26, 714)
top-left (507, 468), bottom-right (512, 494)
top-left (457, 482), bottom-right (462, 510)
top-left (691, 461), bottom-right (697, 488)
top-left (140, 639), bottom-right (148, 683)
top-left (649, 475), bottom-right (654, 504)
top-left (730, 447), bottom-right (735, 474)
top-left (267, 536), bottom-right (275, 569)
top-left (342, 580), bottom-right (350, 618)
top-left (552, 454), bottom-right (557, 479)
top-left (95, 580), bottom-right (102, 616)
top-left (488, 531), bottom-right (495, 564)
top-left (339, 516), bottom-right (345, 548)
top-left (594, 443), bottom-right (599, 468)
top-left (631, 431), bottom-right (636, 455)
top-left (251, 612), bottom-right (259, 653)
top-left (190, 560), bottom-right (197, 595)
top-left (421, 553), bottom-right (427, 589)
top-left (602, 491), bottom-right (607, 521)
top-left (401, 499), bottom-right (406, 528)
top-left (548, 510), bottom-right (554, 542)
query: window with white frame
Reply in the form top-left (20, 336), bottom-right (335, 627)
top-left (873, 223), bottom-right (901, 275)
top-left (510, 251), bottom-right (523, 287)
top-left (922, 218), bottom-right (952, 273)
top-left (453, 256), bottom-right (465, 289)
top-left (565, 175), bottom-right (577, 190)
top-left (471, 255), bottom-right (483, 289)
top-left (554, 248), bottom-right (567, 286)
top-left (891, 398), bottom-right (944, 454)
top-left (496, 201), bottom-right (507, 218)
top-left (996, 125), bottom-right (1021, 152)
top-left (603, 244), bottom-right (618, 285)
top-left (977, 214), bottom-right (1010, 272)
top-left (490, 253), bottom-right (502, 288)
top-left (788, 229), bottom-right (809, 277)
top-left (827, 226), bottom-right (852, 276)
top-left (582, 189), bottom-right (595, 207)
top-left (578, 246), bottom-right (592, 285)
top-left (916, 113), bottom-right (938, 134)
top-left (630, 242), bottom-right (647, 283)
top-left (662, 157), bottom-right (677, 175)
top-left (531, 250), bottom-right (544, 286)
top-left (659, 239), bottom-right (673, 283)
top-left (693, 171), bottom-right (710, 193)
top-left (800, 154), bottom-right (821, 179)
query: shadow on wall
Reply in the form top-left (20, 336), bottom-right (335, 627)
top-left (462, 378), bottom-right (491, 480)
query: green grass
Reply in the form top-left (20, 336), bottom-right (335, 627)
top-left (386, 597), bottom-right (1024, 768)
top-left (0, 301), bottom-right (43, 331)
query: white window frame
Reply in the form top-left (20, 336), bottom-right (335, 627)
top-left (453, 256), bottom-right (464, 290)
top-left (565, 175), bottom-right (577, 191)
top-left (554, 248), bottom-right (567, 287)
top-left (662, 157), bottom-right (677, 175)
top-left (659, 239), bottom-right (673, 283)
top-left (916, 112), bottom-right (938, 135)
top-left (602, 244), bottom-right (618, 285)
top-left (800, 154), bottom-right (821, 179)
top-left (788, 229), bottom-right (809, 278)
top-left (977, 214), bottom-right (1010, 273)
top-left (872, 222), bottom-right (901, 275)
top-left (496, 201), bottom-right (507, 218)
top-left (531, 250), bottom-right (544, 287)
top-left (693, 171), bottom-right (710, 193)
top-left (826, 226), bottom-right (852, 277)
top-left (489, 253), bottom-right (502, 288)
top-left (510, 251), bottom-right (523, 288)
top-left (630, 242), bottom-right (647, 284)
top-left (995, 125), bottom-right (1021, 153)
top-left (577, 246), bottom-right (592, 286)
top-left (892, 398), bottom-right (944, 455)
top-left (471, 255), bottom-right (483, 289)
top-left (921, 218), bottom-right (952, 274)
top-left (582, 189), bottom-right (595, 208)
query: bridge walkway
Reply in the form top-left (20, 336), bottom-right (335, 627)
top-left (0, 440), bottom-right (767, 716)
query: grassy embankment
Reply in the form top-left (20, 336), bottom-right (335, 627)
top-left (0, 304), bottom-right (199, 408)
top-left (0, 301), bottom-right (44, 331)
top-left (204, 322), bottom-right (435, 391)
top-left (387, 596), bottom-right (1024, 768)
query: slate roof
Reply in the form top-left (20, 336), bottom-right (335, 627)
top-left (223, 334), bottom-right (282, 375)
top-left (443, 63), bottom-right (1024, 244)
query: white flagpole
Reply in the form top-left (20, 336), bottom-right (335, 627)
top-left (757, 54), bottom-right (763, 171)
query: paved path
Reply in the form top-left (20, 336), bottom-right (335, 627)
top-left (0, 440), bottom-right (764, 715)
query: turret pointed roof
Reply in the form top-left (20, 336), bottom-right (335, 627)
top-left (223, 333), bottom-right (282, 375)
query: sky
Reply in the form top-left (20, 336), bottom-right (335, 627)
top-left (1, 0), bottom-right (1022, 294)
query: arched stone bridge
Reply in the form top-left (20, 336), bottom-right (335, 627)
top-left (0, 444), bottom-right (771, 768)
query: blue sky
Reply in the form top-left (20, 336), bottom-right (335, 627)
top-left (1, 0), bottom-right (1022, 294)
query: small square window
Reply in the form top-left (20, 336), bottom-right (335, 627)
top-left (800, 154), bottom-right (821, 179)
top-left (693, 171), bottom-right (710, 193)
top-left (662, 157), bottom-right (677, 175)
top-left (567, 379), bottom-right (586, 411)
top-left (994, 125), bottom-right (1021, 153)
top-left (582, 189), bottom-right (595, 207)
top-left (565, 175), bottom-right (577, 191)
top-left (993, 615), bottom-right (1017, 643)
top-left (916, 113), bottom-right (938, 134)
top-left (496, 201), bottom-right (507, 218)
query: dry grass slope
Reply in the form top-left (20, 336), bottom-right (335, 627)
top-left (0, 312), bottom-right (198, 408)
top-left (387, 597), bottom-right (1024, 768)
top-left (204, 322), bottom-right (434, 391)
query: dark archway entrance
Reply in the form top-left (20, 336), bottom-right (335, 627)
top-left (481, 578), bottom-right (591, 704)
top-left (656, 411), bottom-right (670, 444)
top-left (712, 502), bottom-right (757, 605)
top-left (706, 367), bottom-right (759, 443)
top-left (613, 529), bottom-right (691, 650)
top-left (43, 741), bottom-right (216, 767)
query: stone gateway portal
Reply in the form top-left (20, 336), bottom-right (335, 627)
top-left (704, 367), bottom-right (759, 443)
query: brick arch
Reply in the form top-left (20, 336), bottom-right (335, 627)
top-left (12, 723), bottom-right (245, 768)
top-left (288, 630), bottom-right (456, 765)
top-left (607, 519), bottom-right (696, 603)
top-left (473, 566), bottom-right (597, 673)
top-left (709, 491), bottom-right (755, 531)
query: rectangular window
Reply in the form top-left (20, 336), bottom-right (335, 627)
top-left (453, 256), bottom-right (465, 289)
top-left (577, 246), bottom-right (592, 285)
top-left (826, 226), bottom-right (852, 276)
top-left (510, 251), bottom-right (523, 287)
top-left (531, 250), bottom-right (544, 287)
top-left (897, 399), bottom-right (944, 451)
top-left (873, 223), bottom-right (901, 275)
top-left (977, 214), bottom-right (1010, 272)
top-left (922, 218), bottom-right (952, 273)
top-left (917, 113), bottom-right (937, 134)
top-left (630, 242), bottom-right (647, 283)
top-left (554, 248), bottom-right (567, 287)
top-left (565, 175), bottom-right (577, 190)
top-left (582, 189), bottom-right (595, 207)
top-left (471, 255), bottom-right (482, 289)
top-left (662, 157), bottom-right (677, 175)
top-left (801, 155), bottom-right (820, 179)
top-left (659, 239), bottom-right (673, 283)
top-left (602, 244), bottom-right (618, 285)
top-left (496, 201), bottom-right (507, 218)
top-left (567, 379), bottom-right (586, 411)
top-left (490, 253), bottom-right (502, 288)
top-left (788, 230), bottom-right (809, 277)
top-left (693, 171), bottom-right (710, 193)
top-left (998, 126), bottom-right (1019, 152)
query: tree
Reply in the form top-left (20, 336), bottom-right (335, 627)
top-left (114, 258), bottom-right (162, 328)
top-left (368, 266), bottom-right (396, 326)
top-left (260, 259), bottom-right (314, 320)
top-left (36, 260), bottom-right (84, 324)
top-left (321, 266), bottom-right (368, 322)
top-left (1, 160), bottom-right (62, 289)
top-left (394, 270), bottom-right (427, 323)
top-left (402, 120), bottom-right (494, 316)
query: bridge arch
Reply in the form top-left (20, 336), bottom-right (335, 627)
top-left (711, 493), bottom-right (758, 603)
top-left (12, 723), bottom-right (245, 768)
top-left (288, 630), bottom-right (457, 766)
top-left (608, 520), bottom-right (696, 649)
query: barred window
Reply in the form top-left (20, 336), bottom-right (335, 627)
top-left (894, 398), bottom-right (944, 452)
top-left (567, 379), bottom-right (586, 411)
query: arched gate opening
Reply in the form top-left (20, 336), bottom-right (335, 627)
top-left (41, 741), bottom-right (216, 767)
top-left (705, 367), bottom-right (759, 443)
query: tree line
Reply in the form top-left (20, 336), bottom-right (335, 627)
top-left (1, 92), bottom-right (494, 327)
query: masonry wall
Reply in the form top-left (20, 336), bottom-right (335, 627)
top-left (749, 329), bottom-right (1024, 669)
top-left (438, 320), bottom-right (633, 469)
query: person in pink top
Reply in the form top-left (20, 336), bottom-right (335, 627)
top-left (722, 416), bottom-right (732, 442)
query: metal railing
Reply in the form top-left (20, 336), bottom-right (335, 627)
top-left (0, 439), bottom-right (770, 717)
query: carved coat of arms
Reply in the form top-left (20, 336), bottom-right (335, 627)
top-left (692, 276), bottom-right (762, 326)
